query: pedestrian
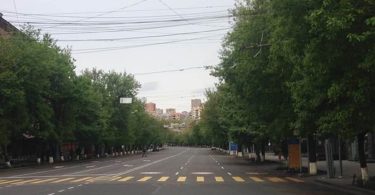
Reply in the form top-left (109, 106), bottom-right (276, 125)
top-left (142, 146), bottom-right (147, 157)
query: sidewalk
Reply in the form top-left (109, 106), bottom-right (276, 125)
top-left (265, 153), bottom-right (375, 195)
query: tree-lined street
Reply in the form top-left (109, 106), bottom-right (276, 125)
top-left (0, 147), bottom-right (354, 195)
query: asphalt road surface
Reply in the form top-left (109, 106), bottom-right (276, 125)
top-left (0, 147), bottom-right (350, 195)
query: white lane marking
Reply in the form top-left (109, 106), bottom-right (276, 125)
top-left (180, 167), bottom-right (184, 170)
top-left (123, 164), bottom-right (134, 167)
top-left (85, 165), bottom-right (96, 168)
top-left (69, 164), bottom-right (114, 175)
top-left (221, 167), bottom-right (225, 169)
top-left (143, 160), bottom-right (151, 162)
top-left (175, 172), bottom-right (179, 176)
top-left (246, 172), bottom-right (268, 175)
top-left (68, 187), bottom-right (74, 190)
top-left (54, 166), bottom-right (64, 169)
top-left (113, 149), bottom-right (189, 177)
top-left (78, 184), bottom-right (82, 187)
top-left (227, 172), bottom-right (232, 176)
top-left (140, 172), bottom-right (161, 175)
top-left (192, 172), bottom-right (213, 175)
top-left (47, 193), bottom-right (55, 195)
top-left (58, 190), bottom-right (65, 193)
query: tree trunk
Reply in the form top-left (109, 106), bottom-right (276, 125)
top-left (255, 144), bottom-right (261, 162)
top-left (261, 142), bottom-right (266, 162)
top-left (308, 135), bottom-right (317, 175)
top-left (357, 133), bottom-right (368, 184)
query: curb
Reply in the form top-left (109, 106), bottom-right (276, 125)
top-left (313, 179), bottom-right (375, 195)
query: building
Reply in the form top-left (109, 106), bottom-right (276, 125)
top-left (191, 99), bottom-right (202, 110)
top-left (156, 108), bottom-right (163, 115)
top-left (191, 99), bottom-right (203, 120)
top-left (166, 108), bottom-right (176, 115)
top-left (144, 102), bottom-right (156, 114)
top-left (0, 13), bottom-right (18, 38)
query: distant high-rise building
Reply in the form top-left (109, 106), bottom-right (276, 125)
top-left (145, 102), bottom-right (156, 114)
top-left (191, 99), bottom-right (203, 120)
top-left (166, 108), bottom-right (176, 115)
top-left (156, 108), bottom-right (163, 115)
top-left (191, 99), bottom-right (202, 110)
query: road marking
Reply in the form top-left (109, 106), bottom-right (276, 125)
top-left (0, 179), bottom-right (21, 184)
top-left (143, 160), bottom-right (151, 162)
top-left (123, 164), bottom-right (134, 167)
top-left (175, 172), bottom-right (179, 175)
top-left (118, 176), bottom-right (134, 182)
top-left (227, 172), bottom-right (232, 176)
top-left (68, 186), bottom-right (75, 189)
top-left (110, 176), bottom-right (122, 181)
top-left (54, 166), bottom-right (64, 169)
top-left (191, 172), bottom-right (213, 175)
top-left (138, 176), bottom-right (152, 182)
top-left (180, 166), bottom-right (184, 170)
top-left (13, 178), bottom-right (40, 185)
top-left (157, 177), bottom-right (169, 182)
top-left (31, 178), bottom-right (58, 184)
top-left (47, 193), bottom-right (55, 195)
top-left (70, 177), bottom-right (92, 183)
top-left (285, 177), bottom-right (304, 183)
top-left (246, 172), bottom-right (268, 175)
top-left (114, 149), bottom-right (189, 177)
top-left (197, 176), bottom-right (204, 182)
top-left (215, 177), bottom-right (224, 182)
top-left (86, 165), bottom-right (96, 168)
top-left (58, 189), bottom-right (65, 193)
top-left (249, 176), bottom-right (264, 182)
top-left (232, 176), bottom-right (245, 182)
top-left (267, 177), bottom-right (287, 183)
top-left (177, 176), bottom-right (186, 182)
top-left (51, 178), bottom-right (74, 183)
top-left (140, 172), bottom-right (161, 175)
top-left (221, 167), bottom-right (225, 169)
top-left (78, 184), bottom-right (83, 186)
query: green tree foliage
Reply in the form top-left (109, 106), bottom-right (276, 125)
top-left (0, 27), bottom-right (168, 161)
top-left (199, 0), bottom-right (374, 177)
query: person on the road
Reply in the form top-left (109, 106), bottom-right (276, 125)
top-left (142, 146), bottom-right (147, 157)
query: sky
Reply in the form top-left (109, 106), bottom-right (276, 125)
top-left (1, 0), bottom-right (235, 112)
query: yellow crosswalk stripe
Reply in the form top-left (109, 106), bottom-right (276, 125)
top-left (249, 176), bottom-right (264, 182)
top-left (51, 178), bottom-right (75, 183)
top-left (138, 176), bottom-right (152, 182)
top-left (31, 178), bottom-right (58, 184)
top-left (267, 177), bottom-right (287, 183)
top-left (0, 179), bottom-right (22, 185)
top-left (110, 177), bottom-right (122, 181)
top-left (13, 178), bottom-right (41, 185)
top-left (232, 176), bottom-right (245, 182)
top-left (215, 177), bottom-right (224, 182)
top-left (177, 176), bottom-right (186, 182)
top-left (70, 177), bottom-right (93, 183)
top-left (157, 177), bottom-right (169, 182)
top-left (196, 176), bottom-right (204, 182)
top-left (118, 176), bottom-right (134, 182)
top-left (285, 177), bottom-right (304, 183)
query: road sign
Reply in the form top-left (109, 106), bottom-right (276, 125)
top-left (120, 97), bottom-right (132, 104)
top-left (230, 143), bottom-right (238, 151)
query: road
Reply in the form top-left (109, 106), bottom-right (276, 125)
top-left (0, 147), bottom-right (350, 195)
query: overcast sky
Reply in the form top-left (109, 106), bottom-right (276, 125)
top-left (1, 0), bottom-right (235, 112)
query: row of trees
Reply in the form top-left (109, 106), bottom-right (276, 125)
top-left (0, 27), bottom-right (169, 164)
top-left (186, 0), bottom-right (374, 182)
